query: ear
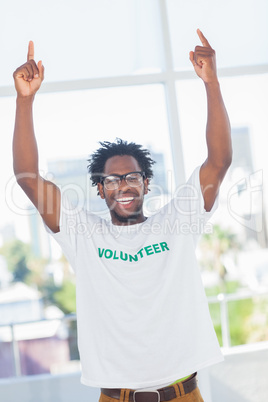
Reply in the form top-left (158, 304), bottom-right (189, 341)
top-left (144, 178), bottom-right (149, 195)
top-left (97, 183), bottom-right (105, 199)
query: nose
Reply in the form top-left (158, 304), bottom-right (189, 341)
top-left (118, 177), bottom-right (129, 191)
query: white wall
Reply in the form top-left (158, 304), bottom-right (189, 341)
top-left (0, 372), bottom-right (100, 402)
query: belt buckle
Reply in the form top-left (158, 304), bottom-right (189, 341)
top-left (133, 390), bottom-right (160, 402)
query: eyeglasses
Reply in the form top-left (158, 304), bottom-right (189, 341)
top-left (100, 171), bottom-right (145, 190)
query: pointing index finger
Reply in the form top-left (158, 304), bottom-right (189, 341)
top-left (27, 41), bottom-right (34, 61)
top-left (197, 29), bottom-right (212, 48)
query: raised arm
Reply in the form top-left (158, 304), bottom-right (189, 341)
top-left (13, 42), bottom-right (61, 233)
top-left (190, 29), bottom-right (232, 211)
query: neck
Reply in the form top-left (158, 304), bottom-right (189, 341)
top-left (111, 211), bottom-right (147, 226)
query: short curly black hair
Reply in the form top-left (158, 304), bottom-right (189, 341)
top-left (87, 139), bottom-right (155, 189)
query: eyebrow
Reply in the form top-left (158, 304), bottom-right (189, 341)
top-left (103, 171), bottom-right (141, 177)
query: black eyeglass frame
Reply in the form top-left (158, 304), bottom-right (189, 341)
top-left (100, 171), bottom-right (146, 189)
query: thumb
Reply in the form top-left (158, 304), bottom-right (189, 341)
top-left (189, 51), bottom-right (195, 67)
top-left (189, 51), bottom-right (202, 74)
top-left (37, 60), bottom-right (45, 80)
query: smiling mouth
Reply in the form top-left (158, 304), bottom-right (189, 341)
top-left (115, 197), bottom-right (135, 205)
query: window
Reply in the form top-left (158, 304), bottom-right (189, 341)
top-left (1, 0), bottom-right (268, 378)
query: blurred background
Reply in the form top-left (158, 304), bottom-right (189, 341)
top-left (0, 0), bottom-right (268, 401)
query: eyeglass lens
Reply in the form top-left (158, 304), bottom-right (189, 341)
top-left (103, 172), bottom-right (143, 189)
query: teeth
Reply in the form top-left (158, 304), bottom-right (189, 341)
top-left (116, 197), bottom-right (134, 203)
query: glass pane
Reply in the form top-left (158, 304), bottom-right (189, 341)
top-left (207, 301), bottom-right (222, 346)
top-left (167, 0), bottom-right (268, 70)
top-left (176, 74), bottom-right (268, 180)
top-left (228, 298), bottom-right (254, 346)
top-left (1, 0), bottom-right (163, 86)
top-left (0, 318), bottom-right (79, 378)
top-left (208, 294), bottom-right (268, 348)
top-left (0, 326), bottom-right (14, 378)
top-left (15, 318), bottom-right (79, 376)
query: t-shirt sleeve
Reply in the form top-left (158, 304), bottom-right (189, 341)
top-left (44, 193), bottom-right (80, 271)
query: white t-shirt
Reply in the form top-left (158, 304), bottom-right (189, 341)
top-left (45, 166), bottom-right (223, 389)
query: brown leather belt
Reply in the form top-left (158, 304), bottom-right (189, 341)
top-left (101, 373), bottom-right (197, 401)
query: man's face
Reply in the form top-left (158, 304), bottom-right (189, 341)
top-left (97, 155), bottom-right (149, 225)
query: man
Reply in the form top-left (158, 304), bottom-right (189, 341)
top-left (13, 29), bottom-right (232, 402)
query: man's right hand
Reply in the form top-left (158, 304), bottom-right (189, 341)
top-left (13, 41), bottom-right (44, 98)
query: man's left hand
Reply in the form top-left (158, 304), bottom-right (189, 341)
top-left (190, 29), bottom-right (218, 84)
